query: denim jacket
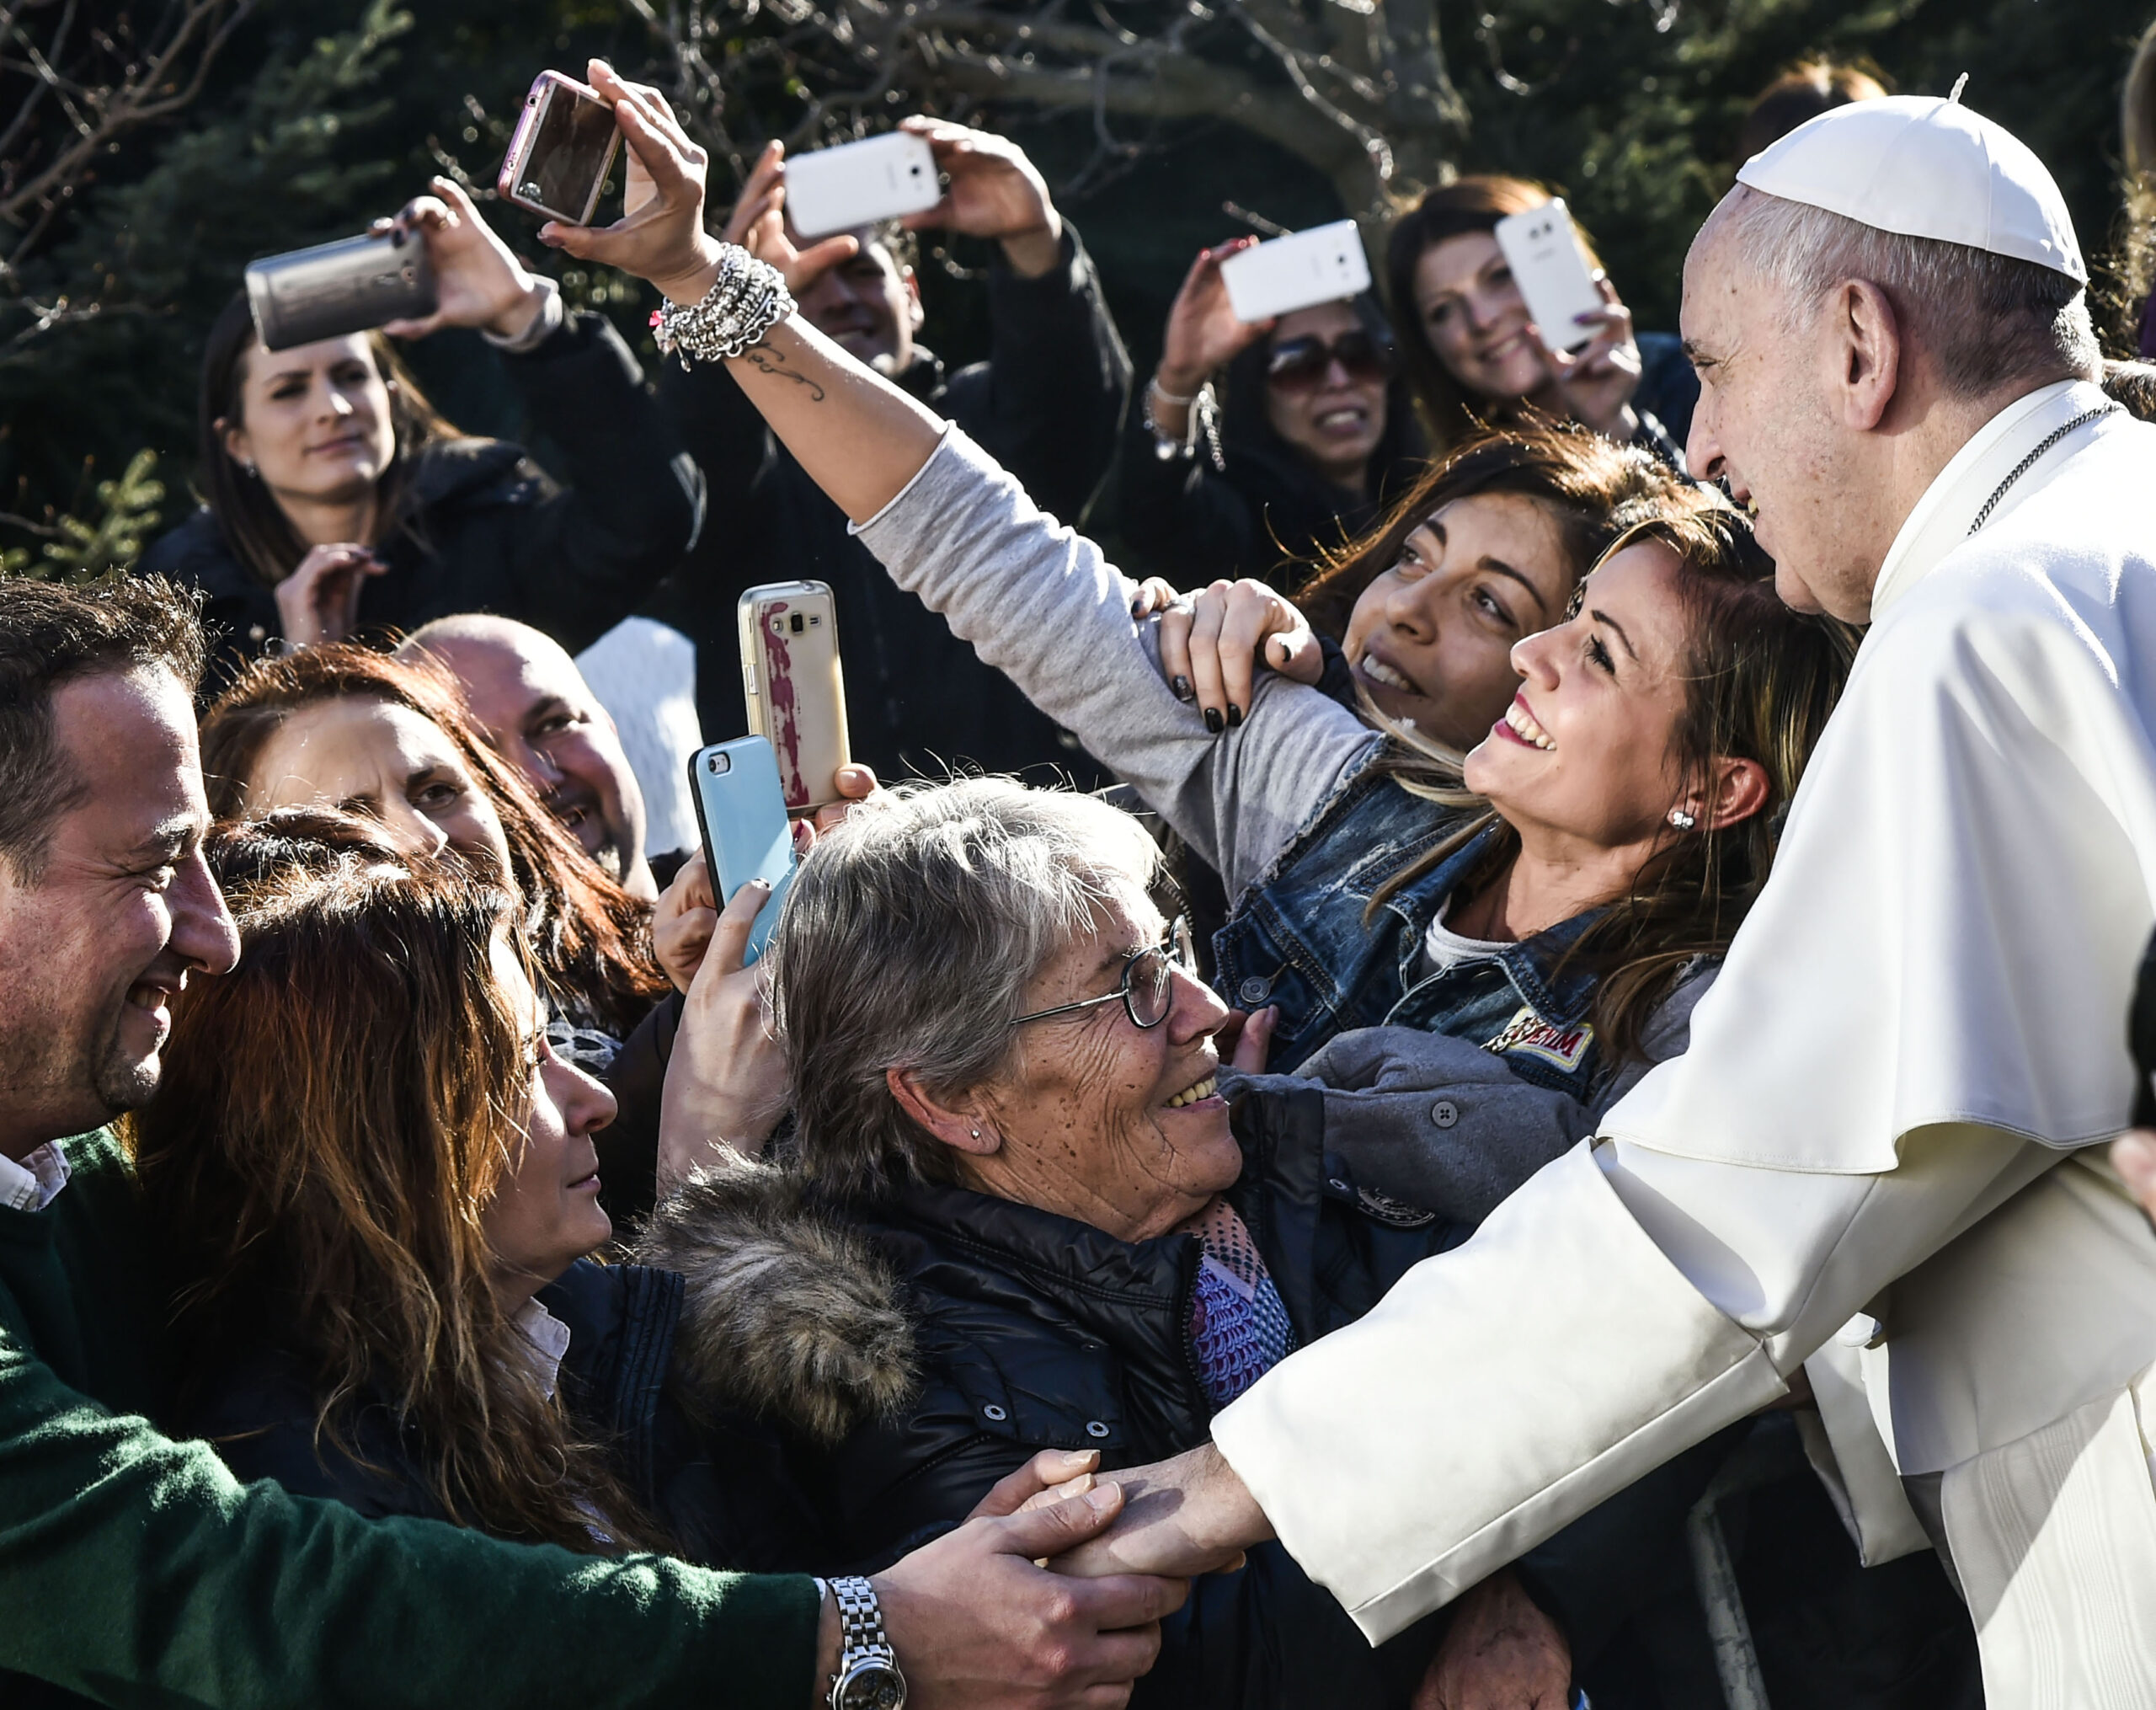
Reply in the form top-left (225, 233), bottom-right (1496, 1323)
top-left (1213, 748), bottom-right (1604, 1098)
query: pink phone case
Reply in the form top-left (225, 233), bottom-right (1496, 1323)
top-left (496, 71), bottom-right (617, 225)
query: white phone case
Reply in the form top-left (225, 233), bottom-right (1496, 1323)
top-left (784, 133), bottom-right (942, 238)
top-left (1492, 200), bottom-right (1604, 355)
top-left (1219, 221), bottom-right (1372, 323)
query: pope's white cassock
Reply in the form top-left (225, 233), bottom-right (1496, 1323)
top-left (1210, 112), bottom-right (2156, 1710)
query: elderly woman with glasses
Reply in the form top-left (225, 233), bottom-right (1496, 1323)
top-left (1118, 243), bottom-right (1424, 591)
top-left (643, 778), bottom-right (1461, 1708)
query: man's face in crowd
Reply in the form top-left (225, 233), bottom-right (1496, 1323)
top-left (408, 623), bottom-right (650, 896)
top-left (0, 668), bottom-right (238, 1152)
top-left (797, 232), bottom-right (925, 375)
top-left (1680, 200), bottom-right (1884, 623)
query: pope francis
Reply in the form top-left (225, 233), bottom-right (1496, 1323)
top-left (1065, 94), bottom-right (2156, 1707)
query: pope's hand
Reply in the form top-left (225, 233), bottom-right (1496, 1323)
top-left (2114, 1129), bottom-right (2156, 1223)
top-left (1412, 1571), bottom-right (1572, 1710)
top-left (1048, 1443), bottom-right (1270, 1579)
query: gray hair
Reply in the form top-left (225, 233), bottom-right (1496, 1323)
top-left (1714, 187), bottom-right (2099, 397)
top-left (766, 778), bottom-right (1164, 1199)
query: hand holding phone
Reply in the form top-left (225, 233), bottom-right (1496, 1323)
top-left (687, 737), bottom-right (798, 965)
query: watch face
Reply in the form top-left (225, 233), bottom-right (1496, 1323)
top-left (835, 1658), bottom-right (905, 1710)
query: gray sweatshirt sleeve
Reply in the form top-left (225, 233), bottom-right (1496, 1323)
top-left (853, 428), bottom-right (1378, 898)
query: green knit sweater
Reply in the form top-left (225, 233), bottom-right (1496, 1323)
top-left (0, 1130), bottom-right (820, 1708)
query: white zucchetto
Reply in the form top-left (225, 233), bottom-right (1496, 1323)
top-left (1736, 91), bottom-right (2085, 283)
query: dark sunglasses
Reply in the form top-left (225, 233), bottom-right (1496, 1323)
top-left (1265, 329), bottom-right (1393, 393)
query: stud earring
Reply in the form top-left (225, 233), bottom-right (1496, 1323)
top-left (1668, 808), bottom-right (1697, 831)
top-left (970, 1128), bottom-right (981, 1141)
top-left (241, 460), bottom-right (258, 477)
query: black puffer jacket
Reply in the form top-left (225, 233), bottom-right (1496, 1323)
top-left (138, 311), bottom-right (704, 689)
top-left (642, 1086), bottom-right (1460, 1710)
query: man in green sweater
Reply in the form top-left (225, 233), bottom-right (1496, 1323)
top-left (0, 574), bottom-right (1185, 1708)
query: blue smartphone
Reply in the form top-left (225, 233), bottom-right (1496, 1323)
top-left (686, 735), bottom-right (797, 965)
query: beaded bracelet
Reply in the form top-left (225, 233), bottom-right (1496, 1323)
top-left (649, 244), bottom-right (797, 368)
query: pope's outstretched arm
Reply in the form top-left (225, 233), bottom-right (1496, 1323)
top-left (1057, 1122), bottom-right (2050, 1638)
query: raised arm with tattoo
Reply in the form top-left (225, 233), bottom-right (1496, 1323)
top-left (542, 69), bottom-right (946, 524)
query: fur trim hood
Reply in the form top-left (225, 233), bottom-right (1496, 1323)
top-left (636, 1157), bottom-right (919, 1446)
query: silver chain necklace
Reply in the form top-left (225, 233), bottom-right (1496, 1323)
top-left (1967, 403), bottom-right (2117, 536)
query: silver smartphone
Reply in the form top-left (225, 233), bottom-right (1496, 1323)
top-left (497, 70), bottom-right (622, 226)
top-left (244, 229), bottom-right (437, 353)
top-left (1492, 200), bottom-right (1604, 355)
top-left (1219, 221), bottom-right (1371, 323)
top-left (784, 132), bottom-right (942, 239)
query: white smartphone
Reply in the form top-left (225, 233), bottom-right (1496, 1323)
top-left (1219, 220), bottom-right (1372, 323)
top-left (784, 133), bottom-right (942, 239)
top-left (738, 580), bottom-right (851, 817)
top-left (1492, 200), bottom-right (1604, 355)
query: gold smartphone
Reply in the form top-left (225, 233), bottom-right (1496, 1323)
top-left (738, 581), bottom-right (852, 816)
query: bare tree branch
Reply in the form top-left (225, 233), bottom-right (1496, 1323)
top-left (623, 0), bottom-right (1460, 227)
top-left (2, 0), bottom-right (256, 270)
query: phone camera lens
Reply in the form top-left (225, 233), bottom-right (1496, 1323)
top-left (789, 613), bottom-right (806, 633)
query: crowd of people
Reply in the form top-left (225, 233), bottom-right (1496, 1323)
top-left (10, 29), bottom-right (2156, 1710)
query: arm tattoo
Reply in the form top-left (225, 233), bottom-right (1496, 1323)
top-left (739, 336), bottom-right (826, 401)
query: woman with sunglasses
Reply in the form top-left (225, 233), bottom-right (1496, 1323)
top-left (643, 778), bottom-right (1467, 1708)
top-left (1117, 240), bottom-right (1423, 589)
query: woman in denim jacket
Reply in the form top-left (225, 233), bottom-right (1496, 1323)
top-left (575, 167), bottom-right (1865, 1694)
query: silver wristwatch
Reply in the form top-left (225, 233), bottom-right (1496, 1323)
top-left (825, 1575), bottom-right (906, 1710)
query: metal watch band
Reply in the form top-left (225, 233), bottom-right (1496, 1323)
top-left (827, 1575), bottom-right (905, 1709)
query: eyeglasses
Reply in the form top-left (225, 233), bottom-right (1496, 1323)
top-left (1010, 918), bottom-right (1198, 1032)
top-left (1265, 329), bottom-right (1394, 393)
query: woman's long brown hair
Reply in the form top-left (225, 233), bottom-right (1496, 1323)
top-left (197, 644), bottom-right (667, 1037)
top-left (1371, 506), bottom-right (1858, 1061)
top-left (197, 291), bottom-right (462, 588)
top-left (126, 813), bottom-right (662, 1552)
top-left (1384, 175), bottom-right (1602, 455)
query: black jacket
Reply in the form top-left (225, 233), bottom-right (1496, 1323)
top-left (641, 1087), bottom-right (1460, 1710)
top-left (138, 311), bottom-right (704, 688)
top-left (179, 1259), bottom-right (680, 1523)
top-left (646, 227), bottom-right (1130, 783)
top-left (1116, 329), bottom-right (1425, 593)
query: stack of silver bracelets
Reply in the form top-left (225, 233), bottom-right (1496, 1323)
top-left (648, 243), bottom-right (796, 368)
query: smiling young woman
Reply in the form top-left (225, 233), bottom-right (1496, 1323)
top-left (136, 177), bottom-right (702, 685)
top-left (1384, 174), bottom-right (1696, 463)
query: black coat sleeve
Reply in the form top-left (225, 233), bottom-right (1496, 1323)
top-left (492, 310), bottom-right (707, 653)
top-left (656, 339), bottom-right (779, 529)
top-left (943, 225), bottom-right (1132, 526)
top-left (596, 991), bottom-right (680, 1233)
top-left (1113, 387), bottom-right (1264, 586)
